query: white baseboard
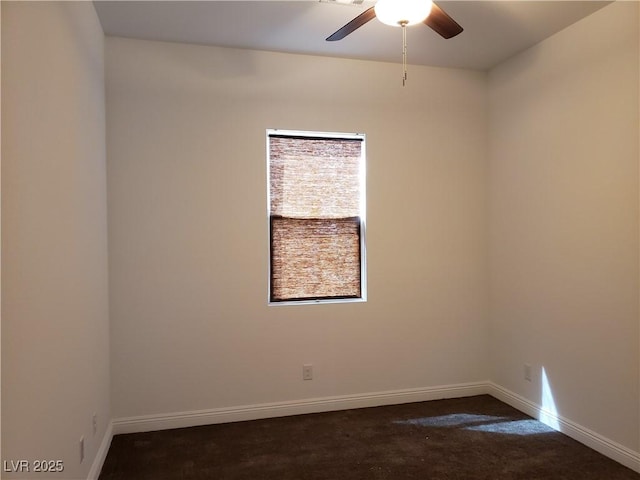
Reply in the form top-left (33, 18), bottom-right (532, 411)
top-left (112, 381), bottom-right (489, 435)
top-left (87, 421), bottom-right (113, 480)
top-left (488, 382), bottom-right (640, 473)
top-left (107, 381), bottom-right (639, 474)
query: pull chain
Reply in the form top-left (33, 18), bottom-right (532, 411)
top-left (400, 21), bottom-right (408, 86)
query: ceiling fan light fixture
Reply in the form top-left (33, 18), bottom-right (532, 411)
top-left (374, 0), bottom-right (433, 27)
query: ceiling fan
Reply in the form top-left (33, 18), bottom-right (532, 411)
top-left (325, 0), bottom-right (463, 85)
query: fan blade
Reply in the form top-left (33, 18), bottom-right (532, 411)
top-left (326, 6), bottom-right (377, 41)
top-left (424, 2), bottom-right (463, 39)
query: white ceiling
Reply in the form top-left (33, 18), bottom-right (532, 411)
top-left (93, 0), bottom-right (612, 71)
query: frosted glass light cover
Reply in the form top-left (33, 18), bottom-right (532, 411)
top-left (374, 0), bottom-right (433, 27)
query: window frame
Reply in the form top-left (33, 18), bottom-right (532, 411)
top-left (266, 129), bottom-right (367, 306)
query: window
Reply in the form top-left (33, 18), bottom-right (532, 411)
top-left (267, 130), bottom-right (366, 304)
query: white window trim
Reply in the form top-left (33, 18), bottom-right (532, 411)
top-left (266, 128), bottom-right (367, 306)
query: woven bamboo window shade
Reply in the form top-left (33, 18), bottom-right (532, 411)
top-left (268, 133), bottom-right (365, 302)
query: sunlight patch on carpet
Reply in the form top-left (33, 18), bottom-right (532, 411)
top-left (465, 419), bottom-right (556, 435)
top-left (395, 413), bottom-right (507, 428)
top-left (395, 413), bottom-right (557, 436)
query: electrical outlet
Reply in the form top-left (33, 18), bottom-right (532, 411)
top-left (79, 436), bottom-right (85, 464)
top-left (524, 363), bottom-right (532, 382)
top-left (303, 364), bottom-right (313, 380)
top-left (92, 413), bottom-right (98, 435)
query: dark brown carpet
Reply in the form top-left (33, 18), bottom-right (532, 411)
top-left (99, 395), bottom-right (639, 479)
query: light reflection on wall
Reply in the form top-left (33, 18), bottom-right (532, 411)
top-left (540, 367), bottom-right (560, 430)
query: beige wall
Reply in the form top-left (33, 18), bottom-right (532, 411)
top-left (105, 37), bottom-right (489, 418)
top-left (1, 2), bottom-right (110, 478)
top-left (488, 1), bottom-right (639, 451)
